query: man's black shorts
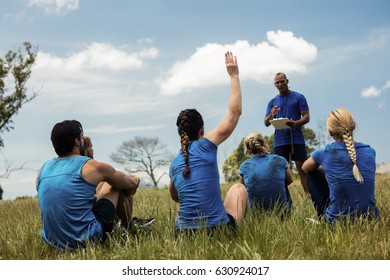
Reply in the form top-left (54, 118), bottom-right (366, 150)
top-left (274, 144), bottom-right (307, 162)
top-left (92, 198), bottom-right (116, 239)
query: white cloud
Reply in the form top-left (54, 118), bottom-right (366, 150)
top-left (28, 0), bottom-right (79, 14)
top-left (34, 43), bottom-right (158, 72)
top-left (361, 80), bottom-right (390, 99)
top-left (361, 86), bottom-right (381, 98)
top-left (86, 124), bottom-right (164, 135)
top-left (157, 30), bottom-right (318, 96)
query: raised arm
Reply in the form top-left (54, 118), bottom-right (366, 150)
top-left (205, 52), bottom-right (242, 146)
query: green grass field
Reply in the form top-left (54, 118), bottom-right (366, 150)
top-left (1, 174), bottom-right (389, 260)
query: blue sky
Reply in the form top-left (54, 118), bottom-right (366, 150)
top-left (0, 0), bottom-right (389, 200)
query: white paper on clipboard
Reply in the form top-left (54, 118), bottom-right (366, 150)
top-left (270, 118), bottom-right (290, 129)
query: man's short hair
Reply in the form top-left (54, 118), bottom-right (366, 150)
top-left (51, 120), bottom-right (83, 156)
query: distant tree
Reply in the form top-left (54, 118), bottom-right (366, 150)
top-left (110, 136), bottom-right (172, 188)
top-left (315, 118), bottom-right (333, 147)
top-left (222, 138), bottom-right (248, 183)
top-left (0, 42), bottom-right (38, 147)
top-left (302, 127), bottom-right (320, 156)
top-left (0, 42), bottom-right (37, 200)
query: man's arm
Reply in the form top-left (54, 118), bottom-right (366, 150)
top-left (205, 52), bottom-right (242, 146)
top-left (286, 110), bottom-right (310, 128)
top-left (82, 160), bottom-right (140, 195)
top-left (264, 105), bottom-right (280, 127)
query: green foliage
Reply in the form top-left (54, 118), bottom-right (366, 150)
top-left (222, 138), bottom-right (248, 182)
top-left (0, 42), bottom-right (37, 147)
top-left (302, 126), bottom-right (319, 156)
top-left (1, 175), bottom-right (389, 259)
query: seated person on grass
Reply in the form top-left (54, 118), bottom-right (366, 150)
top-left (240, 132), bottom-right (293, 214)
top-left (36, 120), bottom-right (140, 250)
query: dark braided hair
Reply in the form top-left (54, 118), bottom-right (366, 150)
top-left (176, 109), bottom-right (204, 177)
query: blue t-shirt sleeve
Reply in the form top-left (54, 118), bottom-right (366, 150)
top-left (239, 161), bottom-right (246, 176)
top-left (311, 148), bottom-right (324, 165)
top-left (280, 156), bottom-right (288, 170)
top-left (298, 94), bottom-right (309, 112)
top-left (265, 98), bottom-right (275, 116)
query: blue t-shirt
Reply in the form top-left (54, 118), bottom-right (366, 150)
top-left (37, 156), bottom-right (102, 250)
top-left (169, 138), bottom-right (230, 229)
top-left (311, 141), bottom-right (379, 222)
top-left (265, 91), bottom-right (309, 147)
top-left (239, 154), bottom-right (288, 210)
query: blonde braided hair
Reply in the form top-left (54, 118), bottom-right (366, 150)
top-left (327, 109), bottom-right (363, 183)
top-left (244, 132), bottom-right (269, 156)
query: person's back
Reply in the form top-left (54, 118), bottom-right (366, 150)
top-left (170, 138), bottom-right (229, 228)
top-left (303, 108), bottom-right (380, 223)
top-left (169, 52), bottom-right (248, 236)
top-left (37, 120), bottom-right (140, 250)
top-left (312, 141), bottom-right (378, 221)
top-left (240, 154), bottom-right (288, 210)
top-left (239, 132), bottom-right (292, 212)
top-left (37, 156), bottom-right (100, 250)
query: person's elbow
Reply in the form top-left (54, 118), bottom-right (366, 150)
top-left (303, 112), bottom-right (310, 125)
top-left (232, 106), bottom-right (242, 118)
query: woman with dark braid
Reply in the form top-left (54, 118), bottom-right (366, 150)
top-left (169, 52), bottom-right (248, 236)
top-left (302, 108), bottom-right (380, 223)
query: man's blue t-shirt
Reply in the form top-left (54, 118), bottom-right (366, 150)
top-left (265, 91), bottom-right (309, 147)
top-left (37, 156), bottom-right (102, 250)
top-left (311, 141), bottom-right (379, 222)
top-left (169, 138), bottom-right (230, 229)
top-left (240, 154), bottom-right (289, 210)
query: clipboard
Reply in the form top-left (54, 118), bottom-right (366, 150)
top-left (269, 118), bottom-right (290, 129)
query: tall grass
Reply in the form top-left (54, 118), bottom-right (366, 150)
top-left (1, 175), bottom-right (389, 260)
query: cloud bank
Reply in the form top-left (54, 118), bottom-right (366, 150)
top-left (157, 30), bottom-right (318, 96)
top-left (35, 43), bottom-right (158, 72)
top-left (28, 0), bottom-right (79, 14)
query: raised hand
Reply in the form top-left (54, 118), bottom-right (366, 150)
top-left (225, 51), bottom-right (239, 77)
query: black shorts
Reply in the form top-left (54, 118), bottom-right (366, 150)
top-left (175, 214), bottom-right (237, 238)
top-left (92, 198), bottom-right (116, 239)
top-left (274, 144), bottom-right (307, 162)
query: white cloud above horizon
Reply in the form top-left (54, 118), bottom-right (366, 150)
top-left (361, 79), bottom-right (390, 99)
top-left (28, 0), bottom-right (79, 14)
top-left (85, 124), bottom-right (165, 135)
top-left (34, 43), bottom-right (159, 72)
top-left (156, 30), bottom-right (318, 96)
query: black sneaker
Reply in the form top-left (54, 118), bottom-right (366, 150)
top-left (132, 217), bottom-right (156, 226)
top-left (132, 217), bottom-right (156, 234)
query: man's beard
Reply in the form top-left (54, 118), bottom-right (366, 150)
top-left (79, 145), bottom-right (86, 156)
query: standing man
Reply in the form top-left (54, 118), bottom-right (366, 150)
top-left (36, 120), bottom-right (140, 250)
top-left (264, 72), bottom-right (310, 202)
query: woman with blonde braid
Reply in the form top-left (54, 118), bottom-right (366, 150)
top-left (169, 52), bottom-right (248, 236)
top-left (239, 132), bottom-right (293, 213)
top-left (302, 108), bottom-right (380, 223)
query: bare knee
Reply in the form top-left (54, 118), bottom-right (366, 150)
top-left (96, 182), bottom-right (120, 208)
top-left (224, 183), bottom-right (248, 225)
